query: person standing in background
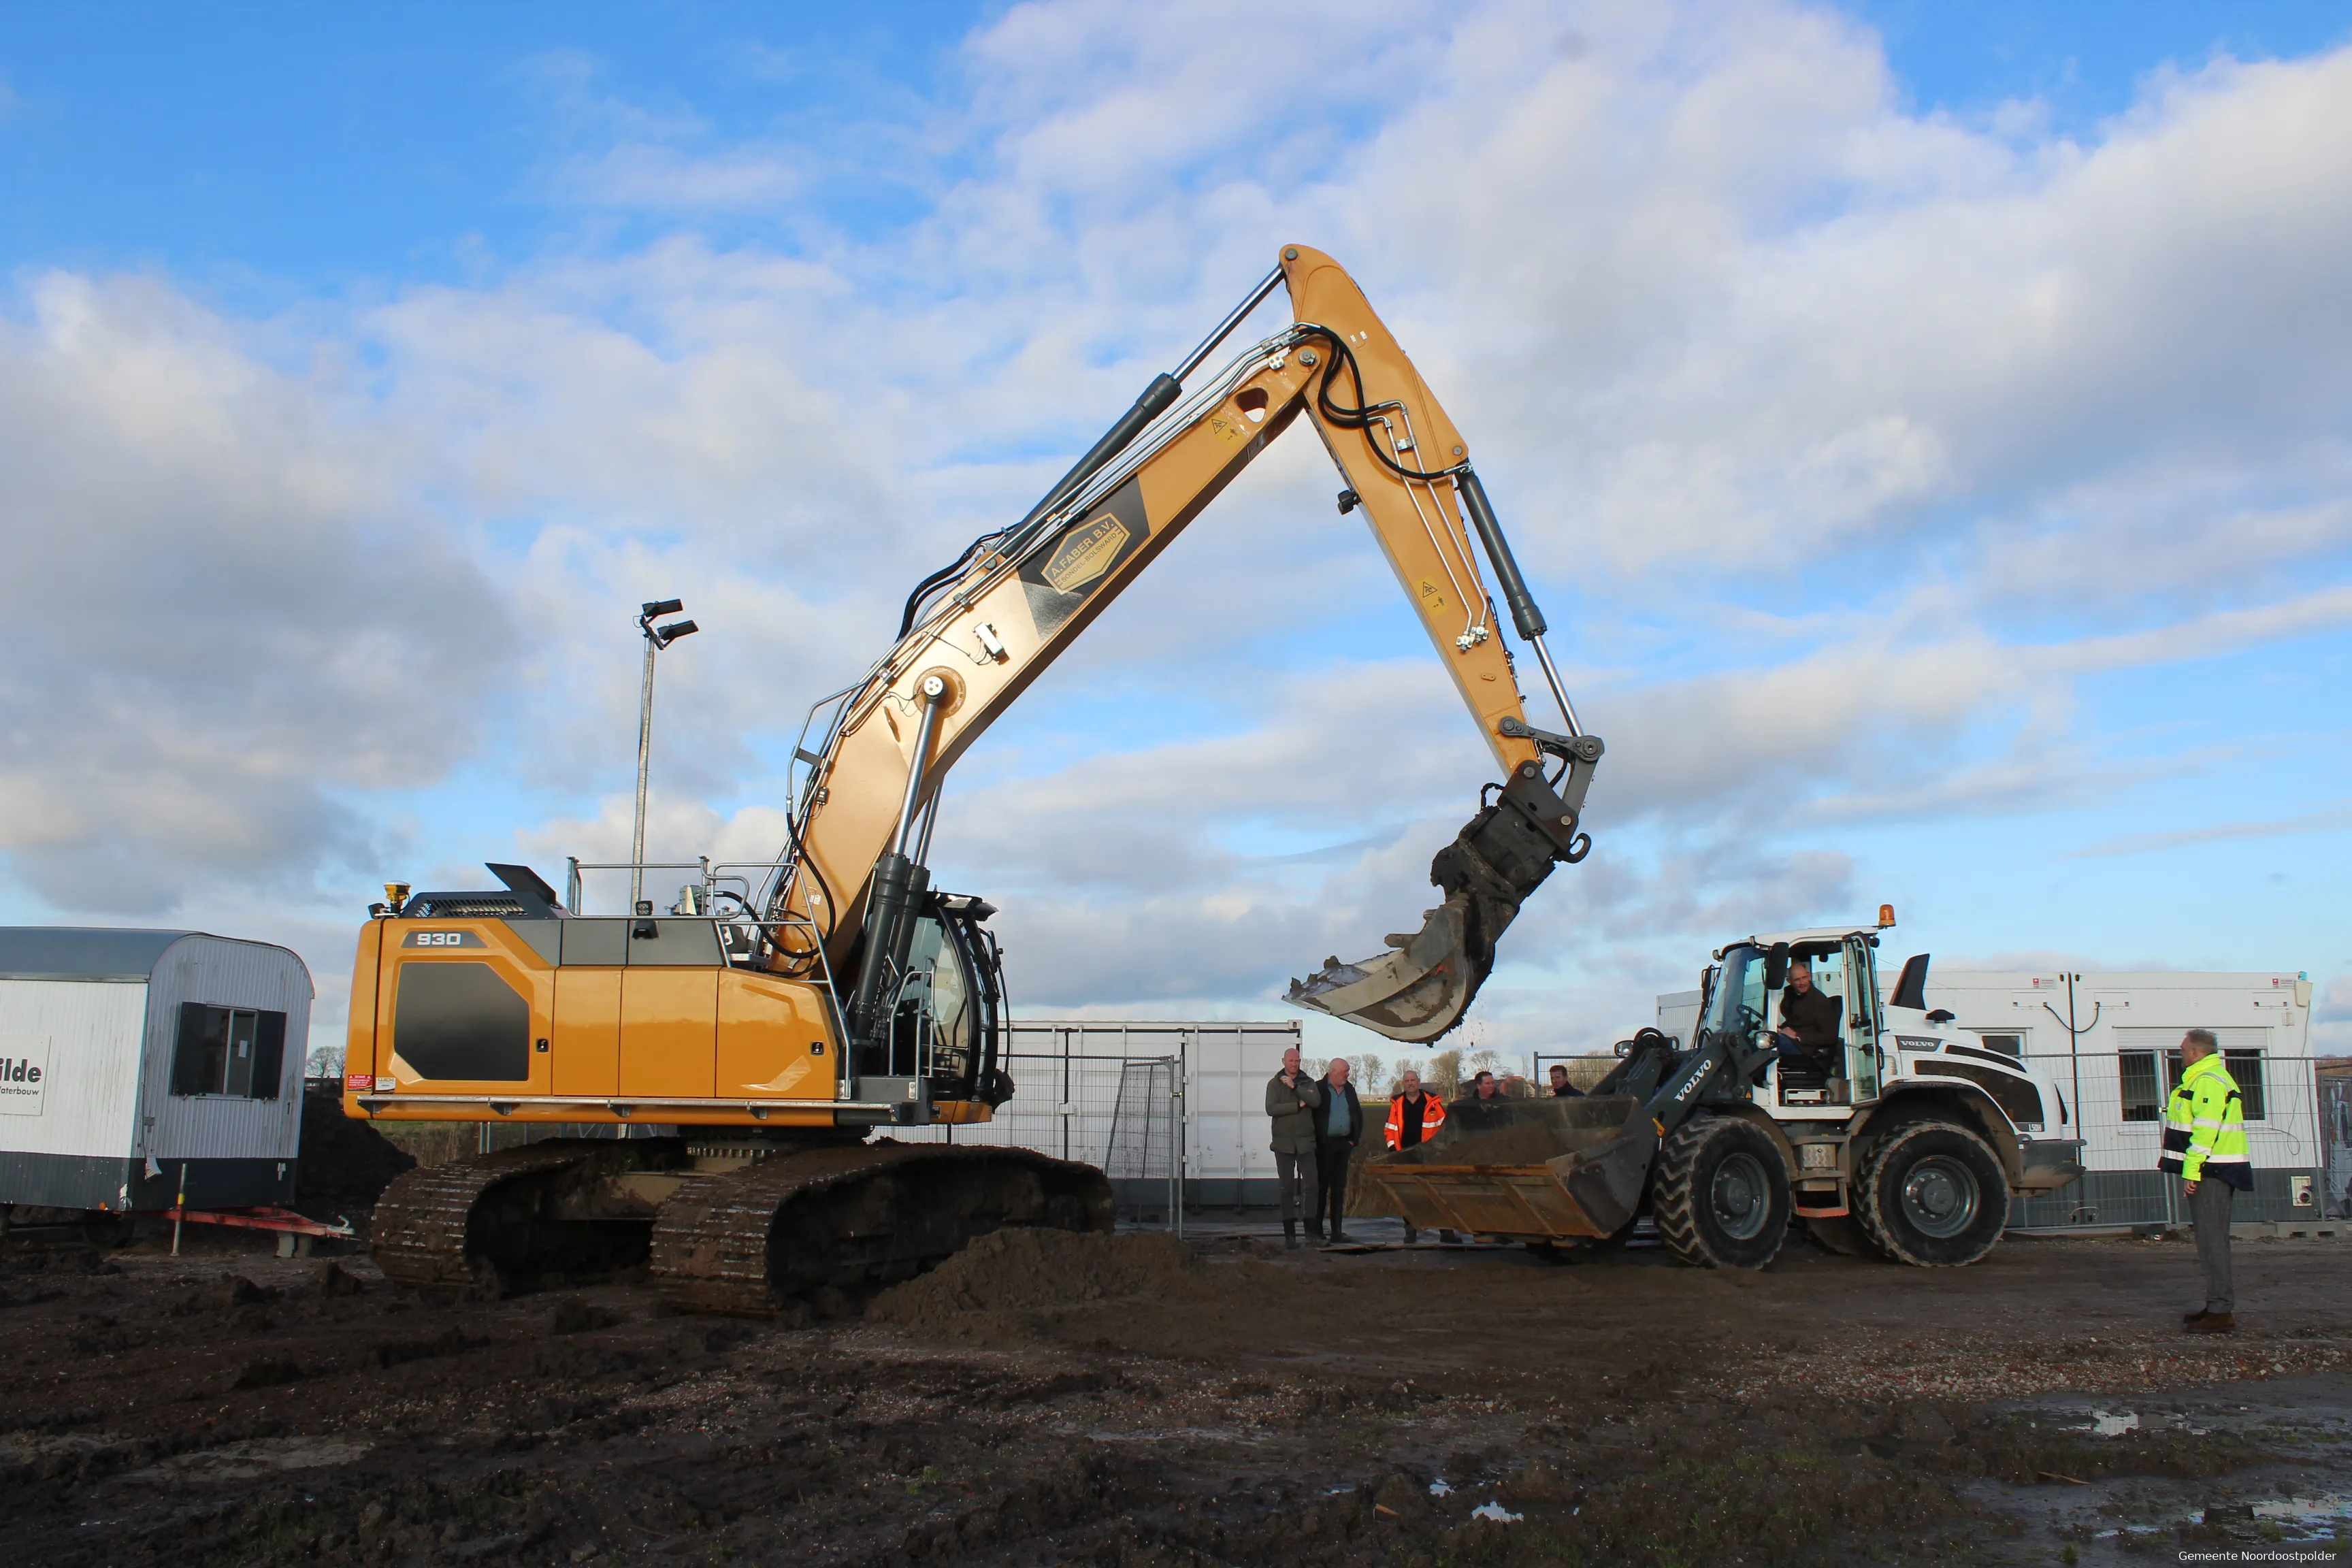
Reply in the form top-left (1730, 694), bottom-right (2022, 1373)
top-left (1264, 1045), bottom-right (1323, 1250)
top-left (1384, 1068), bottom-right (1448, 1243)
top-left (1311, 1057), bottom-right (1363, 1245)
top-left (2161, 1028), bottom-right (2251, 1333)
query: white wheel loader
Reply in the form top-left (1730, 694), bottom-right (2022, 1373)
top-left (1362, 915), bottom-right (2085, 1269)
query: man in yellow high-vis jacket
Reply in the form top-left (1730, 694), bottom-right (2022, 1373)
top-left (2158, 1028), bottom-right (2251, 1333)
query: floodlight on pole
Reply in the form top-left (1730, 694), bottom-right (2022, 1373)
top-left (631, 598), bottom-right (697, 913)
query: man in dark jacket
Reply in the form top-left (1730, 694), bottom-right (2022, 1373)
top-left (1548, 1064), bottom-right (1584, 1098)
top-left (1311, 1057), bottom-right (1363, 1244)
top-left (1264, 1045), bottom-right (1323, 1249)
top-left (1775, 961), bottom-right (1842, 1073)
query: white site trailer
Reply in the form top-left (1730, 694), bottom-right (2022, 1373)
top-left (1661, 967), bottom-right (2323, 1228)
top-left (0, 928), bottom-right (313, 1215)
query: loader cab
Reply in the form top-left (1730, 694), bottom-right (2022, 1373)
top-left (1735, 928), bottom-right (1885, 1117)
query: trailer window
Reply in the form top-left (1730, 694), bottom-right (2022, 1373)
top-left (1975, 1032), bottom-right (2023, 1057)
top-left (2118, 1051), bottom-right (2160, 1122)
top-left (171, 1004), bottom-right (288, 1098)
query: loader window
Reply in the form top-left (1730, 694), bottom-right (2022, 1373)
top-left (1701, 947), bottom-right (1767, 1044)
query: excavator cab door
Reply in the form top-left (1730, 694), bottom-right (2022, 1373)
top-left (881, 894), bottom-right (1001, 1103)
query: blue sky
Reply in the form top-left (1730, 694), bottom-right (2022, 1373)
top-left (2, 1), bottom-right (2347, 1064)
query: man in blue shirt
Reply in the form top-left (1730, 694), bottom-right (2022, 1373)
top-left (1312, 1057), bottom-right (1364, 1244)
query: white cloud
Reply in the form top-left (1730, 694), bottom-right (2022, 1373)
top-left (9, 1), bottom-right (2350, 1060)
top-left (0, 274), bottom-right (508, 911)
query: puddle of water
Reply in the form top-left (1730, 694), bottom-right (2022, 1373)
top-left (2090, 1411), bottom-right (2140, 1437)
top-left (122, 1435), bottom-right (372, 1483)
top-left (2248, 1494), bottom-right (2352, 1529)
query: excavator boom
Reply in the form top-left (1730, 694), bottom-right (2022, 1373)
top-left (777, 245), bottom-right (1600, 1044)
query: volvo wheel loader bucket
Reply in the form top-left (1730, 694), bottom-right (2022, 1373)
top-left (1360, 1096), bottom-right (1659, 1241)
top-left (1287, 762), bottom-right (1590, 1043)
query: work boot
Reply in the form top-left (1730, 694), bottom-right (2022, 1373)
top-left (1330, 1228), bottom-right (1351, 1244)
top-left (1309, 1222), bottom-right (1326, 1243)
top-left (1284, 1220), bottom-right (1298, 1251)
top-left (2183, 1307), bottom-right (2214, 1324)
top-left (2185, 1313), bottom-right (2236, 1334)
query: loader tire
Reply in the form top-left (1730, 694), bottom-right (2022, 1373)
top-left (1854, 1120), bottom-right (2007, 1268)
top-left (1651, 1115), bottom-right (1791, 1270)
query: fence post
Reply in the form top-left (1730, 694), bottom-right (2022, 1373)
top-left (1172, 1041), bottom-right (1186, 1241)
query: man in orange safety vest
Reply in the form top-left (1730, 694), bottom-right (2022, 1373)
top-left (1384, 1069), bottom-right (1450, 1244)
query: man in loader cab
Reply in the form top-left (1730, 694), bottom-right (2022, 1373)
top-left (1774, 959), bottom-right (1842, 1075)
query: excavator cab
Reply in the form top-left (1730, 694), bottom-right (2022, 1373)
top-left (876, 892), bottom-right (1009, 1110)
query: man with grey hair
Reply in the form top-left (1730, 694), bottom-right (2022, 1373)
top-left (1311, 1056), bottom-right (1365, 1245)
top-left (2159, 1028), bottom-right (2251, 1332)
top-left (1264, 1045), bottom-right (1323, 1250)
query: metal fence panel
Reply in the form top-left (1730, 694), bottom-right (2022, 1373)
top-left (2009, 1047), bottom-right (2327, 1228)
top-left (894, 1019), bottom-right (1301, 1212)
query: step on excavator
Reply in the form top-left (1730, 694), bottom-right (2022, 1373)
top-left (349, 246), bottom-right (1605, 1316)
top-left (1362, 915), bottom-right (2087, 1269)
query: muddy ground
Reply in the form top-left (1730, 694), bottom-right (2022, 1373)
top-left (2, 1220), bottom-right (2347, 1567)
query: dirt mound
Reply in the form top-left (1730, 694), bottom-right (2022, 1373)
top-left (295, 1084), bottom-right (415, 1217)
top-left (868, 1226), bottom-right (1209, 1335)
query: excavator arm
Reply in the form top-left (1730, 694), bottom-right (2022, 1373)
top-left (768, 246), bottom-right (1601, 1047)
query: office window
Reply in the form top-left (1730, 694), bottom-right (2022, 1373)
top-left (172, 1004), bottom-right (287, 1098)
top-left (2226, 1049), bottom-right (2266, 1121)
top-left (2121, 1045), bottom-right (2266, 1124)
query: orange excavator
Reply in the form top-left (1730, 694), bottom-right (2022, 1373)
top-left (346, 246), bottom-right (1603, 1314)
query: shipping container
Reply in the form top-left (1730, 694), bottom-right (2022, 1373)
top-left (0, 928), bottom-right (313, 1213)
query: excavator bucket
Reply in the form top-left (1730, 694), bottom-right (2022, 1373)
top-left (1284, 895), bottom-right (1484, 1043)
top-left (1359, 1096), bottom-right (1658, 1241)
top-left (1287, 766), bottom-right (1586, 1042)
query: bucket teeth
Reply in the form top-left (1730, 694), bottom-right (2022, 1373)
top-left (1288, 774), bottom-right (1576, 1042)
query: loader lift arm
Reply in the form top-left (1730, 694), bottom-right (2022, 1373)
top-left (767, 246), bottom-right (1602, 1052)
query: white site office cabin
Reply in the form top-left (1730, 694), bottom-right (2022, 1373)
top-left (0, 929), bottom-right (314, 1214)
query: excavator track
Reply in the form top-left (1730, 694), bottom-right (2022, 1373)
top-left (370, 1138), bottom-right (689, 1296)
top-left (651, 1143), bottom-right (1113, 1318)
